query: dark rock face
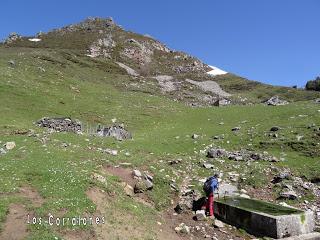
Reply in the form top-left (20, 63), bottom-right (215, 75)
top-left (36, 117), bottom-right (82, 133)
top-left (97, 125), bottom-right (132, 141)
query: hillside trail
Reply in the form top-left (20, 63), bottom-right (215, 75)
top-left (0, 185), bottom-right (45, 240)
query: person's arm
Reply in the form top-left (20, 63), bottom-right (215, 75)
top-left (211, 179), bottom-right (218, 192)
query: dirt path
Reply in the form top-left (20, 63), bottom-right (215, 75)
top-left (0, 185), bottom-right (45, 240)
top-left (0, 204), bottom-right (28, 240)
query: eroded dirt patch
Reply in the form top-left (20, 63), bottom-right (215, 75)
top-left (86, 186), bottom-right (153, 239)
top-left (19, 185), bottom-right (45, 207)
top-left (0, 204), bottom-right (28, 240)
top-left (61, 229), bottom-right (96, 240)
top-left (103, 165), bottom-right (155, 207)
top-left (104, 165), bottom-right (136, 186)
top-left (0, 184), bottom-right (45, 239)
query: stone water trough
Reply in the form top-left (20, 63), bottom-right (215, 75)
top-left (214, 197), bottom-right (317, 239)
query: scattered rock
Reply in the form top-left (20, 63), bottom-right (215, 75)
top-left (134, 180), bottom-right (148, 193)
top-left (175, 223), bottom-right (190, 234)
top-left (97, 124), bottom-right (132, 141)
top-left (144, 174), bottom-right (153, 182)
top-left (192, 134), bottom-right (199, 139)
top-left (175, 189), bottom-right (201, 214)
top-left (134, 178), bottom-right (153, 193)
top-left (8, 60), bottom-right (15, 66)
top-left (207, 148), bottom-right (226, 158)
top-left (36, 117), bottom-right (81, 133)
top-left (102, 149), bottom-right (118, 156)
top-left (203, 163), bottom-right (214, 169)
top-left (144, 179), bottom-right (153, 190)
top-left (272, 172), bottom-right (290, 184)
top-left (168, 159), bottom-right (182, 165)
top-left (132, 169), bottom-right (142, 178)
top-left (213, 135), bottom-right (224, 140)
top-left (122, 182), bottom-right (134, 197)
top-left (4, 142), bottom-right (16, 150)
top-left (38, 67), bottom-right (46, 72)
top-left (270, 126), bottom-right (280, 132)
top-left (207, 147), bottom-right (278, 162)
top-left (231, 127), bottom-right (241, 132)
top-left (195, 210), bottom-right (206, 221)
top-left (213, 219), bottom-right (225, 228)
top-left (91, 173), bottom-right (107, 184)
top-left (239, 194), bottom-right (250, 199)
top-left (240, 189), bottom-right (248, 194)
top-left (0, 148), bottom-right (7, 155)
top-left (279, 190), bottom-right (298, 200)
top-left (279, 202), bottom-right (291, 207)
top-left (265, 96), bottom-right (289, 106)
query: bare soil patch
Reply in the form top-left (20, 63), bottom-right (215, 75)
top-left (0, 204), bottom-right (28, 240)
top-left (103, 165), bottom-right (155, 207)
top-left (19, 185), bottom-right (45, 207)
top-left (61, 229), bottom-right (96, 240)
top-left (103, 165), bottom-right (136, 186)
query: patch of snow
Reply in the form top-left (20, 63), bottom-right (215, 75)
top-left (207, 65), bottom-right (227, 76)
top-left (28, 38), bottom-right (42, 42)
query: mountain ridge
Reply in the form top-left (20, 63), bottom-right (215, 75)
top-left (1, 17), bottom-right (319, 106)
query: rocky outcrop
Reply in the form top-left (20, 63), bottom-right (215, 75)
top-left (4, 32), bottom-right (22, 44)
top-left (153, 75), bottom-right (177, 92)
top-left (186, 79), bottom-right (231, 98)
top-left (97, 124), bottom-right (132, 141)
top-left (36, 117), bottom-right (82, 133)
top-left (265, 96), bottom-right (289, 106)
top-left (87, 34), bottom-right (115, 58)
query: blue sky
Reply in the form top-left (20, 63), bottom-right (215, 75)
top-left (1, 0), bottom-right (319, 87)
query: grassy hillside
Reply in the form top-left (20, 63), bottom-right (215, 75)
top-left (0, 18), bottom-right (320, 239)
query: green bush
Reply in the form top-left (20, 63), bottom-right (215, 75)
top-left (305, 77), bottom-right (320, 91)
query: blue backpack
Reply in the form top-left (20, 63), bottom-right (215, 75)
top-left (203, 176), bottom-right (214, 193)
